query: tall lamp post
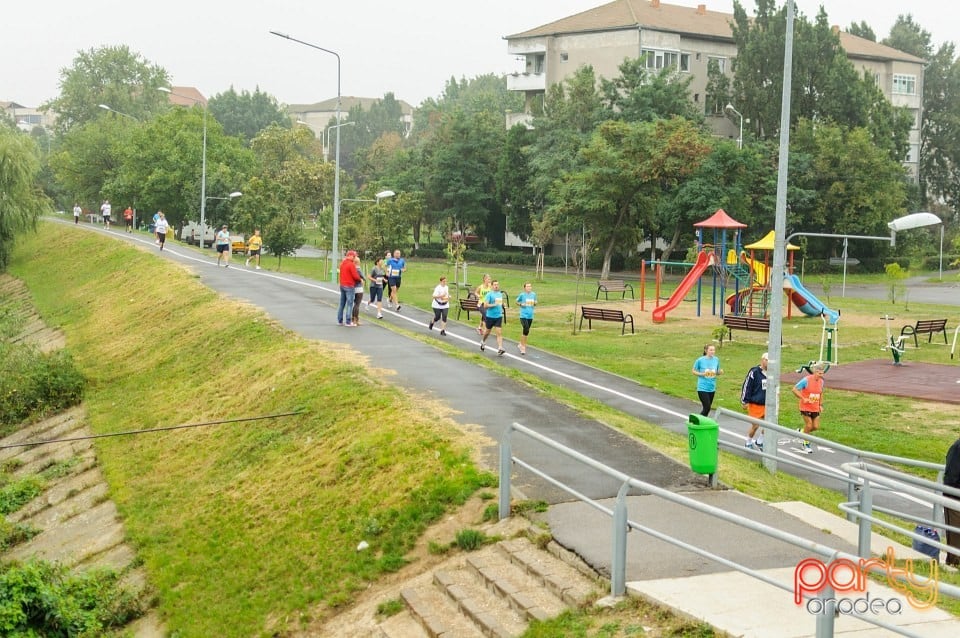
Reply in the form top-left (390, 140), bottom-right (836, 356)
top-left (270, 31), bottom-right (342, 283)
top-left (159, 87), bottom-right (209, 248)
top-left (724, 103), bottom-right (743, 150)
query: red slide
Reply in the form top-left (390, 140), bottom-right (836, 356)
top-left (651, 251), bottom-right (712, 323)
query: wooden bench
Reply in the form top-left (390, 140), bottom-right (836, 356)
top-left (901, 319), bottom-right (948, 348)
top-left (596, 279), bottom-right (635, 300)
top-left (722, 315), bottom-right (770, 343)
top-left (458, 297), bottom-right (508, 324)
top-left (579, 306), bottom-right (634, 335)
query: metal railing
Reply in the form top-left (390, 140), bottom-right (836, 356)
top-left (499, 421), bottom-right (959, 638)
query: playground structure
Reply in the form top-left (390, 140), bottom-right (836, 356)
top-left (881, 314), bottom-right (907, 366)
top-left (953, 325), bottom-right (960, 361)
top-left (646, 210), bottom-right (841, 326)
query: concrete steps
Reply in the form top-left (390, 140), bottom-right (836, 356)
top-left (395, 535), bottom-right (600, 638)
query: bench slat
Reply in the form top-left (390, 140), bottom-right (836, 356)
top-left (595, 279), bottom-right (635, 300)
top-left (580, 306), bottom-right (634, 335)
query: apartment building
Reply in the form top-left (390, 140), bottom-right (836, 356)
top-left (504, 0), bottom-right (924, 177)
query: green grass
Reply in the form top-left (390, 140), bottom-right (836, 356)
top-left (8, 223), bottom-right (495, 637)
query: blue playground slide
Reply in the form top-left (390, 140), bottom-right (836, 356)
top-left (785, 274), bottom-right (840, 325)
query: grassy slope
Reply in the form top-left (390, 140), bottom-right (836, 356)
top-left (9, 224), bottom-right (491, 637)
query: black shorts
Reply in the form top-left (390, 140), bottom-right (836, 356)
top-left (800, 410), bottom-right (821, 419)
top-left (520, 318), bottom-right (533, 335)
top-left (484, 316), bottom-right (503, 329)
top-left (157, 232), bottom-right (166, 241)
top-left (216, 244), bottom-right (229, 253)
top-left (248, 249), bottom-right (261, 256)
top-left (388, 277), bottom-right (401, 290)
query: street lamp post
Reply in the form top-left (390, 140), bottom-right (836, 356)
top-left (724, 103), bottom-right (743, 150)
top-left (323, 121), bottom-right (354, 163)
top-left (98, 104), bottom-right (141, 229)
top-left (159, 87), bottom-right (208, 248)
top-left (98, 104), bottom-right (139, 122)
top-left (270, 31), bottom-right (342, 283)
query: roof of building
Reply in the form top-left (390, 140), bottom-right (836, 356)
top-left (164, 86), bottom-right (207, 107)
top-left (287, 95), bottom-right (414, 115)
top-left (506, 0), bottom-right (925, 64)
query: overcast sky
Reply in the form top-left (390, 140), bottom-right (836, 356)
top-left (2, 1), bottom-right (953, 110)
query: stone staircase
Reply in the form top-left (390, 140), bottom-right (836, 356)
top-left (384, 534), bottom-right (602, 638)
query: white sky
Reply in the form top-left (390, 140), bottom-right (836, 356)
top-left (1, 1), bottom-right (954, 109)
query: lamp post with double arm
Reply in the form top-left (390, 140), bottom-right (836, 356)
top-left (270, 31), bottom-right (342, 283)
top-left (724, 103), bottom-right (743, 150)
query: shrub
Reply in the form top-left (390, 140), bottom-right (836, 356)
top-left (0, 560), bottom-right (143, 634)
top-left (454, 528), bottom-right (487, 551)
top-left (0, 344), bottom-right (85, 434)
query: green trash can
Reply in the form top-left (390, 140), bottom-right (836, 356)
top-left (687, 414), bottom-right (719, 475)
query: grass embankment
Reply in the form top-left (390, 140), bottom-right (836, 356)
top-left (9, 224), bottom-right (493, 637)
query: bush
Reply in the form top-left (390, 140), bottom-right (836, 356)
top-left (0, 344), bottom-right (85, 434)
top-left (0, 560), bottom-right (143, 634)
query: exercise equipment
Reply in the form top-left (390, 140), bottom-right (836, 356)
top-left (880, 314), bottom-right (906, 366)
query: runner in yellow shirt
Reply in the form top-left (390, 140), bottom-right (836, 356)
top-left (245, 229), bottom-right (263, 269)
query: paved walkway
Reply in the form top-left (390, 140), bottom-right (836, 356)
top-left (61, 223), bottom-right (960, 636)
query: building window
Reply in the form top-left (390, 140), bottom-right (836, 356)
top-left (642, 48), bottom-right (681, 71)
top-left (707, 56), bottom-right (726, 74)
top-left (892, 74), bottom-right (916, 95)
top-left (680, 53), bottom-right (690, 72)
top-left (560, 52), bottom-right (569, 62)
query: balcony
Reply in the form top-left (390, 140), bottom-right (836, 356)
top-left (507, 72), bottom-right (546, 92)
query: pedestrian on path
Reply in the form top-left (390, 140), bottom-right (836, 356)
top-left (154, 212), bottom-right (170, 251)
top-left (386, 249), bottom-right (406, 311)
top-left (352, 256), bottom-right (365, 326)
top-left (73, 203), bottom-right (81, 224)
top-left (692, 344), bottom-right (722, 416)
top-left (792, 363), bottom-right (825, 454)
top-left (368, 257), bottom-right (386, 319)
top-left (123, 206), bottom-right (134, 233)
top-left (944, 436), bottom-right (960, 566)
top-left (473, 274), bottom-right (492, 335)
top-left (100, 200), bottom-right (112, 229)
top-left (337, 250), bottom-right (362, 326)
top-left (215, 225), bottom-right (231, 267)
top-left (429, 276), bottom-right (450, 336)
top-left (245, 229), bottom-right (263, 269)
top-left (516, 282), bottom-right (537, 355)
top-left (741, 352), bottom-right (768, 450)
top-left (480, 279), bottom-right (506, 355)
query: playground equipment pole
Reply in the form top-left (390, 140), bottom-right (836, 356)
top-left (763, 0), bottom-right (796, 474)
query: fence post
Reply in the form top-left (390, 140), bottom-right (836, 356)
top-left (814, 585), bottom-right (836, 638)
top-left (845, 460), bottom-right (859, 523)
top-left (858, 480), bottom-right (873, 558)
top-left (499, 424), bottom-right (513, 521)
top-left (611, 481), bottom-right (630, 597)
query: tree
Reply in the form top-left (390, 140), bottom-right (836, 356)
top-left (48, 116), bottom-right (133, 210)
top-left (600, 58), bottom-right (704, 125)
top-left (43, 45), bottom-right (170, 134)
top-left (919, 43), bottom-right (960, 224)
top-left (848, 21), bottom-right (876, 41)
top-left (497, 124), bottom-right (538, 242)
top-left (208, 87), bottom-right (290, 144)
top-left (882, 15), bottom-right (933, 59)
top-left (0, 127), bottom-right (50, 270)
top-left (548, 118), bottom-right (711, 278)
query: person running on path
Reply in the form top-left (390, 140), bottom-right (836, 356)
top-left (692, 344), bottom-right (722, 416)
top-left (741, 352), bottom-right (768, 450)
top-left (479, 279), bottom-right (506, 355)
top-left (473, 274), bottom-right (493, 335)
top-left (245, 229), bottom-right (263, 269)
top-left (368, 257), bottom-right (387, 319)
top-left (429, 276), bottom-right (450, 336)
top-left (516, 282), bottom-right (537, 355)
top-left (352, 256), bottom-right (365, 326)
top-left (386, 249), bottom-right (406, 311)
top-left (944, 435), bottom-right (960, 566)
top-left (123, 206), bottom-right (134, 233)
top-left (73, 203), bottom-right (81, 224)
top-left (337, 250), bottom-right (362, 326)
top-left (100, 200), bottom-right (112, 229)
top-left (215, 225), bottom-right (231, 267)
top-left (792, 363), bottom-right (825, 454)
top-left (154, 212), bottom-right (170, 251)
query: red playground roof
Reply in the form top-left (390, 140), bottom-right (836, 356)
top-left (694, 208), bottom-right (746, 229)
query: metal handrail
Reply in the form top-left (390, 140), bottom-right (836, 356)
top-left (499, 422), bottom-right (958, 638)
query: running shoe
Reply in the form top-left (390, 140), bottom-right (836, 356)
top-left (440, 330), bottom-right (446, 336)
top-left (802, 442), bottom-right (813, 454)
top-left (497, 349), bottom-right (505, 356)
top-left (745, 441), bottom-right (756, 450)
top-left (428, 321), bottom-right (434, 330)
top-left (480, 342), bottom-right (485, 351)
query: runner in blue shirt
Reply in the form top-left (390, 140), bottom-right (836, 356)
top-left (386, 249), bottom-right (406, 311)
top-left (516, 282), bottom-right (537, 356)
top-left (692, 344), bottom-right (723, 416)
top-left (480, 280), bottom-right (506, 356)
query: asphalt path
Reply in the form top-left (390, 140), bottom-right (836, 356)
top-left (59, 221), bottom-right (941, 523)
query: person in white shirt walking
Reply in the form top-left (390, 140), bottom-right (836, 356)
top-left (154, 211), bottom-right (171, 251)
top-left (215, 225), bottom-right (231, 267)
top-left (428, 276), bottom-right (450, 336)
